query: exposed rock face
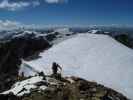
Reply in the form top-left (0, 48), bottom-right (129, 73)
top-left (0, 32), bottom-right (51, 92)
top-left (45, 32), bottom-right (59, 41)
top-left (114, 34), bottom-right (133, 48)
top-left (0, 75), bottom-right (129, 100)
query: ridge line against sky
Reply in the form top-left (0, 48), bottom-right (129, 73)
top-left (0, 20), bottom-right (133, 31)
top-left (0, 0), bottom-right (133, 27)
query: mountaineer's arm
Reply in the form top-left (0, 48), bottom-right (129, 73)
top-left (58, 64), bottom-right (62, 70)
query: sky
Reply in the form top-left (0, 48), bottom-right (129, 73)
top-left (0, 0), bottom-right (133, 29)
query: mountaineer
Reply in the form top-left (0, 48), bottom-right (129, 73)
top-left (52, 62), bottom-right (62, 75)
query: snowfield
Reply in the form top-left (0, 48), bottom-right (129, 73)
top-left (21, 33), bottom-right (133, 99)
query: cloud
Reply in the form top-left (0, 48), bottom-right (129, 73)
top-left (45, 0), bottom-right (67, 4)
top-left (0, 20), bottom-right (41, 30)
top-left (32, 1), bottom-right (40, 7)
top-left (0, 0), bottom-right (68, 11)
top-left (0, 0), bottom-right (40, 11)
top-left (0, 20), bottom-right (21, 30)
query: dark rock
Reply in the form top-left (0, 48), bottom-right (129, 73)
top-left (45, 33), bottom-right (57, 41)
top-left (0, 93), bottom-right (20, 100)
top-left (0, 75), bottom-right (129, 100)
top-left (35, 81), bottom-right (49, 87)
top-left (0, 33), bottom-right (51, 92)
top-left (20, 76), bottom-right (129, 100)
top-left (114, 34), bottom-right (133, 48)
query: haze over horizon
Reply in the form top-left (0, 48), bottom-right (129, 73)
top-left (0, 0), bottom-right (133, 29)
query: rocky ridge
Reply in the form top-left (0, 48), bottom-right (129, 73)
top-left (0, 73), bottom-right (129, 100)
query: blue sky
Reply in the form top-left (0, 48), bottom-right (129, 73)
top-left (0, 0), bottom-right (133, 27)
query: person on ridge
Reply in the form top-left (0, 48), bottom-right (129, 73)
top-left (52, 62), bottom-right (62, 75)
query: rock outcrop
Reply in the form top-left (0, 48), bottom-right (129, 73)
top-left (114, 34), bottom-right (133, 48)
top-left (0, 74), bottom-right (129, 100)
top-left (0, 32), bottom-right (51, 92)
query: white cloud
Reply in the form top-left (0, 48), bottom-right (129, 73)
top-left (0, 20), bottom-right (42, 30)
top-left (45, 0), bottom-right (67, 4)
top-left (0, 0), bottom-right (67, 11)
top-left (32, 1), bottom-right (40, 7)
top-left (0, 20), bottom-right (21, 30)
top-left (0, 0), bottom-right (40, 11)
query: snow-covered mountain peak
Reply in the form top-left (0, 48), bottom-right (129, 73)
top-left (21, 33), bottom-right (133, 99)
top-left (12, 30), bottom-right (37, 38)
top-left (88, 29), bottom-right (100, 34)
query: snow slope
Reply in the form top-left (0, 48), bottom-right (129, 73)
top-left (22, 34), bottom-right (133, 99)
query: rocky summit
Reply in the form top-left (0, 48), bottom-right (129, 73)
top-left (0, 73), bottom-right (129, 100)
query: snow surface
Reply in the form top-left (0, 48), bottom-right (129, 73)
top-left (19, 62), bottom-right (38, 77)
top-left (1, 75), bottom-right (62, 96)
top-left (88, 29), bottom-right (99, 34)
top-left (2, 76), bottom-right (46, 96)
top-left (22, 34), bottom-right (133, 99)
